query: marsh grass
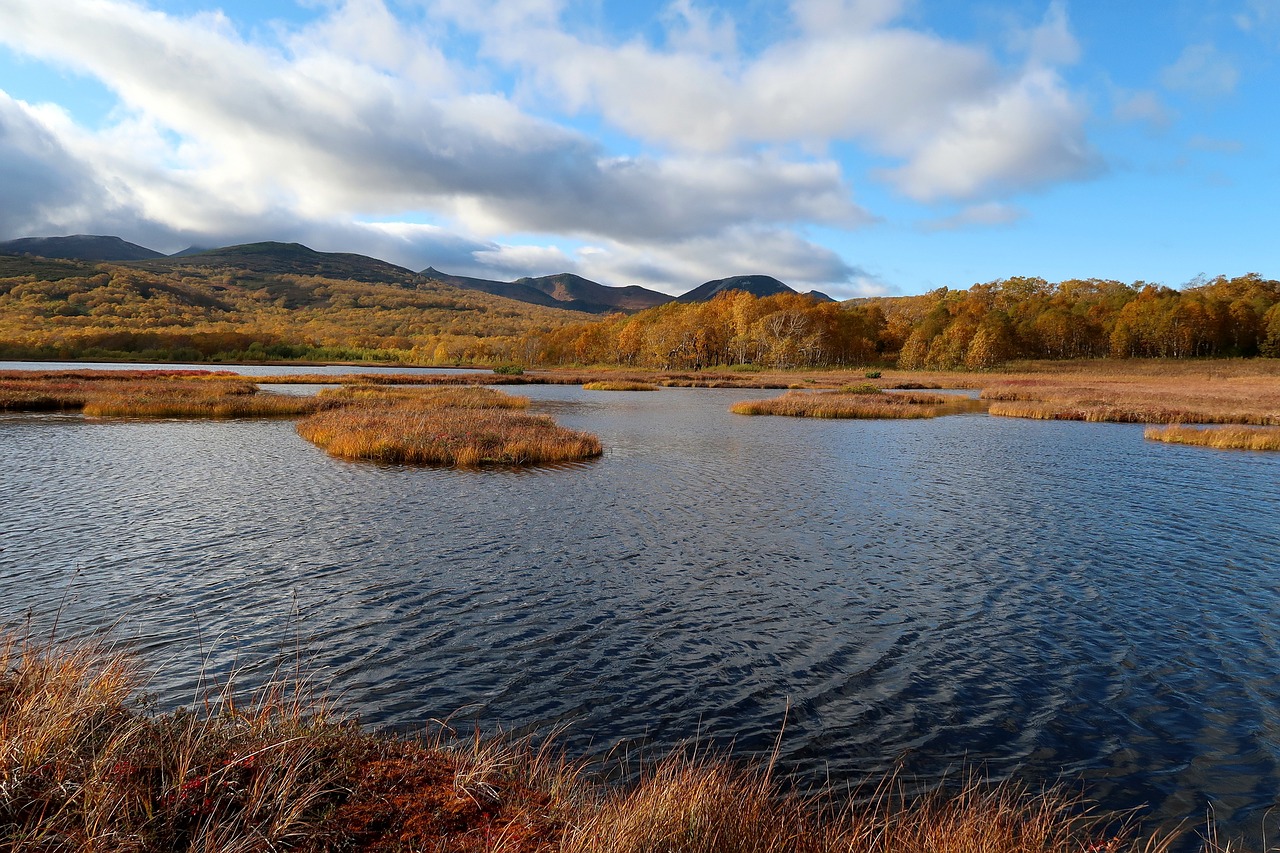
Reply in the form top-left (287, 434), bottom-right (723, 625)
top-left (582, 381), bottom-right (659, 391)
top-left (0, 371), bottom-right (327, 419)
top-left (1143, 424), bottom-right (1280, 451)
top-left (1, 631), bottom-right (1181, 853)
top-left (297, 387), bottom-right (602, 466)
top-left (731, 389), bottom-right (953, 419)
top-left (980, 375), bottom-right (1280, 425)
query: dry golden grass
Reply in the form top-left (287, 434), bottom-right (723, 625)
top-left (582, 381), bottom-right (659, 391)
top-left (0, 370), bottom-right (329, 419)
top-left (297, 388), bottom-right (602, 466)
top-left (1143, 424), bottom-right (1280, 451)
top-left (731, 389), bottom-right (954, 419)
top-left (0, 631), bottom-right (1187, 853)
top-left (982, 376), bottom-right (1280, 425)
top-left (316, 384), bottom-right (529, 409)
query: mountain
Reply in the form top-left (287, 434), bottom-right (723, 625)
top-left (675, 274), bottom-right (798, 303)
top-left (170, 245), bottom-right (215, 257)
top-left (421, 268), bottom-right (672, 314)
top-left (515, 273), bottom-right (672, 312)
top-left (0, 235), bottom-right (164, 262)
top-left (421, 267), bottom-right (567, 309)
top-left (138, 242), bottom-right (426, 287)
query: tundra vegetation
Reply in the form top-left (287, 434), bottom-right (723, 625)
top-left (3, 253), bottom-right (1279, 370)
top-left (1, 630), bottom-right (1187, 853)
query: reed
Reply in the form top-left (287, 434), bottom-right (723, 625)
top-left (0, 371), bottom-right (328, 419)
top-left (1143, 424), bottom-right (1280, 451)
top-left (980, 375), bottom-right (1280, 425)
top-left (0, 630), bottom-right (1183, 853)
top-left (316, 384), bottom-right (530, 409)
top-left (731, 390), bottom-right (951, 419)
top-left (582, 381), bottom-right (659, 391)
top-left (297, 399), bottom-right (602, 466)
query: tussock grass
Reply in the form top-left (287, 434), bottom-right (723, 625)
top-left (1143, 424), bottom-right (1280, 451)
top-left (582, 381), bottom-right (659, 391)
top-left (0, 631), bottom-right (1180, 853)
top-left (297, 387), bottom-right (601, 466)
top-left (731, 390), bottom-right (952, 419)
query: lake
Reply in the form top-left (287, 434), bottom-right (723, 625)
top-left (2, 363), bottom-right (1278, 846)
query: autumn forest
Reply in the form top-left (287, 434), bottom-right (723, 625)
top-left (2, 252), bottom-right (1278, 369)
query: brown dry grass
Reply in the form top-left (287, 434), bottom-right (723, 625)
top-left (1143, 424), bottom-right (1280, 451)
top-left (0, 370), bottom-right (327, 418)
top-left (582, 381), bottom-right (659, 392)
top-left (731, 389), bottom-right (955, 419)
top-left (981, 375), bottom-right (1280, 425)
top-left (297, 388), bottom-right (601, 466)
top-left (1, 631), bottom-right (1186, 853)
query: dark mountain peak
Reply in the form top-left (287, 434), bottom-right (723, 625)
top-left (0, 234), bottom-right (164, 262)
top-left (675, 274), bottom-right (797, 303)
top-left (807, 290), bottom-right (836, 302)
top-left (423, 267), bottom-right (671, 314)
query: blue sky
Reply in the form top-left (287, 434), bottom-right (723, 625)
top-left (0, 0), bottom-right (1276, 297)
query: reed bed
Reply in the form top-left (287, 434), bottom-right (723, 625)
top-left (1143, 424), bottom-right (1280, 451)
top-left (582, 381), bottom-right (659, 391)
top-left (0, 371), bottom-right (325, 418)
top-left (731, 389), bottom-right (953, 419)
top-left (0, 631), bottom-right (1178, 853)
top-left (297, 388), bottom-right (602, 466)
top-left (316, 384), bottom-right (530, 409)
top-left (980, 375), bottom-right (1280, 425)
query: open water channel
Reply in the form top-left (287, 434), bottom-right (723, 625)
top-left (2, 361), bottom-right (1278, 845)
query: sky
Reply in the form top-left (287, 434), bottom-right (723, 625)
top-left (0, 0), bottom-right (1277, 298)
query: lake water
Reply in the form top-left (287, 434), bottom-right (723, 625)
top-left (2, 364), bottom-right (1278, 846)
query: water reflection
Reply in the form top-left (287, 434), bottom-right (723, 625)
top-left (2, 381), bottom-right (1278, 846)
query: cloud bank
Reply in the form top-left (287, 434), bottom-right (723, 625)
top-left (0, 0), bottom-right (1101, 296)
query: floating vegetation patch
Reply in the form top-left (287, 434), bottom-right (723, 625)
top-left (730, 389), bottom-right (954, 419)
top-left (297, 387), bottom-right (601, 466)
top-left (583, 381), bottom-right (658, 391)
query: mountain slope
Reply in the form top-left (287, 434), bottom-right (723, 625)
top-left (136, 242), bottom-right (426, 287)
top-left (0, 235), bottom-right (165, 262)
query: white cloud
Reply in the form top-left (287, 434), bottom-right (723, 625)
top-left (1161, 43), bottom-right (1239, 98)
top-left (432, 0), bottom-right (1098, 201)
top-left (882, 69), bottom-right (1100, 202)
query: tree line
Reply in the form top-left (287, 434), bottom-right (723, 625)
top-left (516, 274), bottom-right (1280, 369)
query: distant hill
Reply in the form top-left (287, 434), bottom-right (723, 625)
top-left (675, 275), bottom-right (797, 303)
top-left (136, 242), bottom-right (428, 288)
top-left (516, 273), bottom-right (672, 312)
top-left (422, 268), bottom-right (671, 314)
top-left (0, 235), bottom-right (164, 262)
top-left (170, 245), bottom-right (215, 257)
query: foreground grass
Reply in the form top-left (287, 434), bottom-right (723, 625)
top-left (1, 632), bottom-right (1173, 853)
top-left (297, 387), bottom-right (602, 466)
top-left (731, 388), bottom-right (956, 419)
top-left (1144, 424), bottom-right (1280, 451)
